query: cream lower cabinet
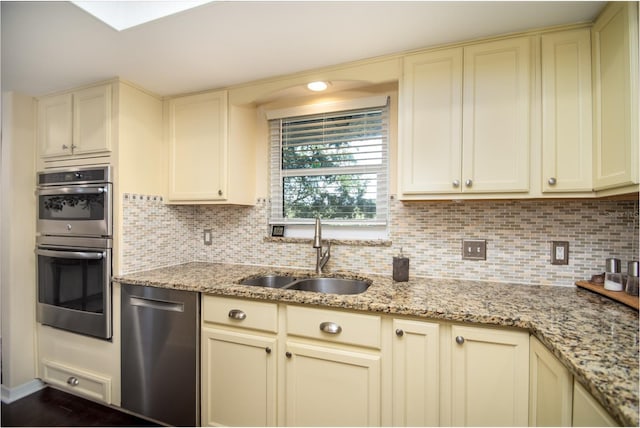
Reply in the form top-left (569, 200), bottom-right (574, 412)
top-left (529, 335), bottom-right (573, 426)
top-left (529, 335), bottom-right (619, 427)
top-left (200, 296), bottom-right (278, 426)
top-left (284, 342), bottom-right (381, 426)
top-left (572, 380), bottom-right (618, 427)
top-left (392, 318), bottom-right (440, 426)
top-left (450, 324), bottom-right (529, 426)
top-left (284, 305), bottom-right (382, 427)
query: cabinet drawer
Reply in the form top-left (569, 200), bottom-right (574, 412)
top-left (286, 305), bottom-right (381, 349)
top-left (202, 295), bottom-right (278, 333)
top-left (41, 359), bottom-right (111, 403)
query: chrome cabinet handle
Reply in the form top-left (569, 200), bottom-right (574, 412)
top-left (548, 177), bottom-right (557, 185)
top-left (452, 179), bottom-right (460, 188)
top-left (228, 309), bottom-right (247, 320)
top-left (465, 179), bottom-right (473, 187)
top-left (395, 329), bottom-right (404, 337)
top-left (67, 376), bottom-right (79, 386)
top-left (319, 321), bottom-right (342, 334)
top-left (455, 336), bottom-right (465, 345)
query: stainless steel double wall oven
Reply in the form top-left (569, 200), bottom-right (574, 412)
top-left (36, 166), bottom-right (113, 339)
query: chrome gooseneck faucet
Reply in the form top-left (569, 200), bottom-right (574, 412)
top-left (313, 218), bottom-right (331, 274)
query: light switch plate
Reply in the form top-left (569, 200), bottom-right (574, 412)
top-left (551, 241), bottom-right (569, 265)
top-left (462, 239), bottom-right (486, 260)
top-left (203, 229), bottom-right (212, 245)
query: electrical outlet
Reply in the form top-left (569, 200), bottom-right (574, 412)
top-left (203, 229), bottom-right (212, 246)
top-left (462, 239), bottom-right (486, 260)
top-left (551, 241), bottom-right (569, 265)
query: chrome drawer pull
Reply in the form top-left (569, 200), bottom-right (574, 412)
top-left (228, 309), bottom-right (247, 320)
top-left (67, 376), bottom-right (79, 386)
top-left (319, 321), bottom-right (342, 334)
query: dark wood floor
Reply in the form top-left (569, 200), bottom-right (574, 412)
top-left (1, 387), bottom-right (159, 427)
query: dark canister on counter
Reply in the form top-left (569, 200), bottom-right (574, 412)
top-left (393, 248), bottom-right (409, 282)
top-left (625, 261), bottom-right (639, 296)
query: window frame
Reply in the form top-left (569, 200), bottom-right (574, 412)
top-left (267, 95), bottom-right (390, 238)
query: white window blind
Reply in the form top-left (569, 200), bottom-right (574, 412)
top-left (269, 97), bottom-right (389, 226)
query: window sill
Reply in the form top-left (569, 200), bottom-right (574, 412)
top-left (264, 236), bottom-right (392, 247)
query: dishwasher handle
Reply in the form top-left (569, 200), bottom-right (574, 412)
top-left (128, 296), bottom-right (185, 313)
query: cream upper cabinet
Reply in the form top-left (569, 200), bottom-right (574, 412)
top-left (166, 90), bottom-right (256, 204)
top-left (450, 324), bottom-right (529, 426)
top-left (400, 48), bottom-right (463, 194)
top-left (284, 305), bottom-right (382, 427)
top-left (592, 1), bottom-right (639, 191)
top-left (400, 36), bottom-right (531, 198)
top-left (200, 296), bottom-right (277, 427)
top-left (462, 37), bottom-right (531, 193)
top-left (541, 28), bottom-right (593, 193)
top-left (392, 318), bottom-right (440, 426)
top-left (572, 380), bottom-right (619, 427)
top-left (37, 84), bottom-right (112, 159)
top-left (167, 90), bottom-right (228, 201)
top-left (529, 335), bottom-right (573, 427)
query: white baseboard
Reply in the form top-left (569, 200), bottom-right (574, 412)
top-left (1, 379), bottom-right (45, 403)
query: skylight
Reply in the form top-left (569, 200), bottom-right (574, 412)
top-left (72, 1), bottom-right (214, 31)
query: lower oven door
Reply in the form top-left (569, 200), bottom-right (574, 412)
top-left (36, 240), bottom-right (112, 340)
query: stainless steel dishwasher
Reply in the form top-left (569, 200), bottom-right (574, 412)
top-left (121, 284), bottom-right (199, 426)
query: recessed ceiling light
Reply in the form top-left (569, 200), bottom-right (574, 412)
top-left (72, 1), bottom-right (214, 31)
top-left (307, 81), bottom-right (329, 92)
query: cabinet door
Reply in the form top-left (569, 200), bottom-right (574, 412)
top-left (592, 2), bottom-right (639, 190)
top-left (167, 90), bottom-right (228, 201)
top-left (451, 324), bottom-right (529, 426)
top-left (541, 29), bottom-right (593, 193)
top-left (38, 93), bottom-right (73, 158)
top-left (73, 84), bottom-right (112, 155)
top-left (392, 319), bottom-right (439, 426)
top-left (462, 37), bottom-right (531, 193)
top-left (201, 328), bottom-right (276, 427)
top-left (572, 380), bottom-right (618, 427)
top-left (400, 48), bottom-right (463, 194)
top-left (529, 336), bottom-right (573, 427)
top-left (285, 341), bottom-right (381, 426)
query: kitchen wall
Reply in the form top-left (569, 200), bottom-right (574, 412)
top-left (1, 92), bottom-right (39, 400)
top-left (122, 193), bottom-right (638, 287)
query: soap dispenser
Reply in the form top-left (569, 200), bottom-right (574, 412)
top-left (393, 248), bottom-right (409, 282)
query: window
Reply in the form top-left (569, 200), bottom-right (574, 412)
top-left (269, 96), bottom-right (389, 234)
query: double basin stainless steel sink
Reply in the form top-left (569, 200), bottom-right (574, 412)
top-left (239, 274), bottom-right (370, 295)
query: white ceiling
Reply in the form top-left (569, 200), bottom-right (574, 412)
top-left (1, 1), bottom-right (606, 98)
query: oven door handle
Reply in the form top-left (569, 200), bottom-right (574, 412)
top-left (35, 248), bottom-right (105, 260)
top-left (37, 186), bottom-right (107, 196)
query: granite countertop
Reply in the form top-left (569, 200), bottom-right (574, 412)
top-left (114, 262), bottom-right (639, 427)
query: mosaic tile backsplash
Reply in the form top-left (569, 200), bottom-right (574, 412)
top-left (122, 194), bottom-right (638, 286)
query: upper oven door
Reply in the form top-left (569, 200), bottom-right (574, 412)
top-left (37, 183), bottom-right (112, 237)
